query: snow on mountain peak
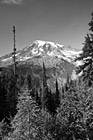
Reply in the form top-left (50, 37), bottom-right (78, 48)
top-left (34, 40), bottom-right (64, 49)
top-left (34, 40), bottom-right (46, 46)
top-left (24, 40), bottom-right (81, 65)
top-left (0, 40), bottom-right (82, 66)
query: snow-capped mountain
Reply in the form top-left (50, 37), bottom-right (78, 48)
top-left (0, 40), bottom-right (82, 90)
top-left (0, 40), bottom-right (81, 65)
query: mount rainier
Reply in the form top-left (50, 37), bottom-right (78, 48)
top-left (0, 40), bottom-right (82, 90)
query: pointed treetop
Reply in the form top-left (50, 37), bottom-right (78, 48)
top-left (89, 12), bottom-right (93, 32)
top-left (13, 26), bottom-right (16, 33)
top-left (56, 79), bottom-right (58, 89)
top-left (43, 62), bottom-right (46, 70)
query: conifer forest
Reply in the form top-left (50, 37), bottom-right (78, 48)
top-left (0, 13), bottom-right (93, 140)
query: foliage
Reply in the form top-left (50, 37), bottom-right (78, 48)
top-left (55, 79), bottom-right (60, 109)
top-left (41, 62), bottom-right (48, 109)
top-left (0, 120), bottom-right (11, 140)
top-left (8, 90), bottom-right (53, 140)
top-left (56, 79), bottom-right (93, 140)
top-left (76, 13), bottom-right (93, 86)
top-left (0, 68), bottom-right (18, 121)
top-left (45, 89), bottom-right (56, 117)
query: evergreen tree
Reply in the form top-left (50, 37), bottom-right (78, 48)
top-left (8, 90), bottom-right (51, 140)
top-left (45, 89), bottom-right (56, 117)
top-left (89, 12), bottom-right (93, 36)
top-left (63, 74), bottom-right (71, 92)
top-left (26, 73), bottom-right (32, 91)
top-left (56, 79), bottom-right (93, 140)
top-left (0, 119), bottom-right (11, 140)
top-left (55, 79), bottom-right (60, 109)
top-left (41, 62), bottom-right (48, 109)
top-left (0, 68), bottom-right (18, 121)
top-left (76, 13), bottom-right (93, 86)
top-left (35, 90), bottom-right (39, 105)
top-left (75, 85), bottom-right (93, 140)
top-left (0, 75), bottom-right (7, 121)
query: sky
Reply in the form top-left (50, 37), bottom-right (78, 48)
top-left (0, 0), bottom-right (93, 56)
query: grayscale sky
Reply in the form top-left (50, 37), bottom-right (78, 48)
top-left (0, 0), bottom-right (93, 56)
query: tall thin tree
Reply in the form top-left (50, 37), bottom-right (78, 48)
top-left (41, 62), bottom-right (48, 110)
top-left (12, 26), bottom-right (17, 76)
top-left (11, 26), bottom-right (18, 115)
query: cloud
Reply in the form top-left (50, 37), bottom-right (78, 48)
top-left (1, 0), bottom-right (24, 5)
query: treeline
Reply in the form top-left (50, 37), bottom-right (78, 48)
top-left (0, 12), bottom-right (93, 140)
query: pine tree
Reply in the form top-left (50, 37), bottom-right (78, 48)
top-left (56, 79), bottom-right (93, 140)
top-left (26, 72), bottom-right (32, 91)
top-left (45, 89), bottom-right (56, 117)
top-left (35, 90), bottom-right (39, 105)
top-left (0, 75), bottom-right (7, 121)
top-left (76, 13), bottom-right (93, 86)
top-left (41, 62), bottom-right (48, 109)
top-left (75, 85), bottom-right (93, 140)
top-left (0, 119), bottom-right (11, 140)
top-left (55, 79), bottom-right (60, 110)
top-left (8, 90), bottom-right (51, 140)
top-left (0, 69), bottom-right (18, 121)
top-left (11, 91), bottom-right (39, 140)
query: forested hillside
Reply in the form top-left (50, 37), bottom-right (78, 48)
top-left (0, 12), bottom-right (93, 140)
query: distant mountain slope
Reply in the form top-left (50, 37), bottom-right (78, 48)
top-left (0, 40), bottom-right (82, 90)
